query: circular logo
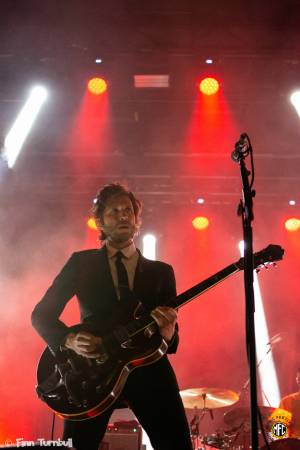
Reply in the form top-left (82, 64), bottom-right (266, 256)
top-left (271, 422), bottom-right (288, 438)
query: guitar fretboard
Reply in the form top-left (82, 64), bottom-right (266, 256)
top-left (126, 262), bottom-right (240, 339)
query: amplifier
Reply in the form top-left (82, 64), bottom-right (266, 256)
top-left (100, 421), bottom-right (142, 450)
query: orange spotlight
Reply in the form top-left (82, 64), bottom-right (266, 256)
top-left (192, 216), bottom-right (209, 230)
top-left (285, 218), bottom-right (300, 232)
top-left (87, 217), bottom-right (98, 231)
top-left (199, 77), bottom-right (219, 95)
top-left (87, 77), bottom-right (107, 95)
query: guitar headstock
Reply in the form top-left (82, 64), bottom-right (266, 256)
top-left (236, 244), bottom-right (285, 271)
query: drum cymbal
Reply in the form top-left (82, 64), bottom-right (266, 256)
top-left (224, 406), bottom-right (277, 428)
top-left (180, 388), bottom-right (239, 409)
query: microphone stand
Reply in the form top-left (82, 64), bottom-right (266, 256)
top-left (231, 133), bottom-right (259, 450)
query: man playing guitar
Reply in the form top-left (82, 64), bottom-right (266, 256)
top-left (32, 183), bottom-right (192, 450)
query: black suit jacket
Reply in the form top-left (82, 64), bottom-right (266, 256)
top-left (32, 246), bottom-right (179, 353)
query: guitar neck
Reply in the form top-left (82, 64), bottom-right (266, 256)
top-left (126, 261), bottom-right (241, 339)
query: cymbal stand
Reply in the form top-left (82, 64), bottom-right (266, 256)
top-left (189, 394), bottom-right (214, 450)
top-left (190, 407), bottom-right (201, 449)
top-left (239, 338), bottom-right (278, 405)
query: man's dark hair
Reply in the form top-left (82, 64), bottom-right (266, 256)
top-left (92, 183), bottom-right (142, 241)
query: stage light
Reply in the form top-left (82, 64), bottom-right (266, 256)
top-left (196, 197), bottom-right (205, 204)
top-left (87, 77), bottom-right (107, 95)
top-left (288, 200), bottom-right (296, 206)
top-left (87, 218), bottom-right (98, 231)
top-left (205, 59), bottom-right (213, 64)
top-left (239, 241), bottom-right (281, 407)
top-left (285, 218), bottom-right (300, 231)
top-left (199, 77), bottom-right (219, 95)
top-left (192, 216), bottom-right (209, 230)
top-left (2, 85), bottom-right (48, 168)
top-left (290, 91), bottom-right (300, 117)
top-left (142, 234), bottom-right (157, 260)
top-left (134, 75), bottom-right (169, 88)
top-left (95, 58), bottom-right (102, 64)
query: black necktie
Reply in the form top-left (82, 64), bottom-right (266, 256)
top-left (115, 251), bottom-right (131, 301)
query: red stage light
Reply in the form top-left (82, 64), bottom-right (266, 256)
top-left (199, 77), bottom-right (219, 95)
top-left (87, 78), bottom-right (107, 95)
top-left (192, 216), bottom-right (209, 230)
top-left (285, 218), bottom-right (300, 231)
top-left (87, 218), bottom-right (98, 230)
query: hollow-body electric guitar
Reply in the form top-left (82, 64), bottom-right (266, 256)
top-left (36, 244), bottom-right (284, 421)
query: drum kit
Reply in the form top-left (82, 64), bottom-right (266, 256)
top-left (180, 387), bottom-right (300, 450)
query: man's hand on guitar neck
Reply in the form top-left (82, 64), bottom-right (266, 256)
top-left (64, 331), bottom-right (106, 359)
top-left (151, 306), bottom-right (178, 343)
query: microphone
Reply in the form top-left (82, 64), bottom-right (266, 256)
top-left (231, 133), bottom-right (250, 162)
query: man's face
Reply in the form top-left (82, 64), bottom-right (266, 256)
top-left (99, 194), bottom-right (137, 245)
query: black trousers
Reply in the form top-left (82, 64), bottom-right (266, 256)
top-left (63, 358), bottom-right (192, 450)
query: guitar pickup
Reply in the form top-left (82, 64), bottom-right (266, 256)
top-left (121, 339), bottom-right (135, 349)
